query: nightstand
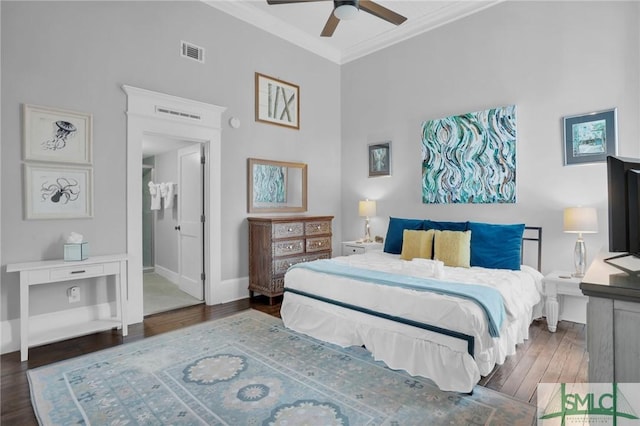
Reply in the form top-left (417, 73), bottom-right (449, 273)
top-left (342, 241), bottom-right (383, 256)
top-left (543, 271), bottom-right (587, 332)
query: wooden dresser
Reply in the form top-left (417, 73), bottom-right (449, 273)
top-left (248, 216), bottom-right (333, 304)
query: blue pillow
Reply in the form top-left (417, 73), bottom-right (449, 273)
top-left (383, 217), bottom-right (424, 254)
top-left (468, 222), bottom-right (525, 270)
top-left (423, 220), bottom-right (468, 232)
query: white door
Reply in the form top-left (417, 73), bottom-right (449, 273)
top-left (177, 144), bottom-right (204, 300)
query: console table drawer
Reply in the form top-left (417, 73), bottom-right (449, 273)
top-left (50, 264), bottom-right (105, 281)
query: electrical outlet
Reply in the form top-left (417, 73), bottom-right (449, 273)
top-left (67, 286), bottom-right (80, 303)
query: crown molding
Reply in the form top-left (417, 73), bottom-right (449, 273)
top-left (340, 1), bottom-right (503, 63)
top-left (204, 0), bottom-right (503, 65)
top-left (203, 0), bottom-right (343, 63)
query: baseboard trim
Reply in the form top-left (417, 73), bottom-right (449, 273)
top-left (213, 276), bottom-right (249, 304)
top-left (153, 265), bottom-right (179, 285)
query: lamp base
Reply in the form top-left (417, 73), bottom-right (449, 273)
top-left (573, 236), bottom-right (587, 278)
top-left (363, 217), bottom-right (372, 243)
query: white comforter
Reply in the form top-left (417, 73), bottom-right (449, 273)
top-left (281, 251), bottom-right (544, 392)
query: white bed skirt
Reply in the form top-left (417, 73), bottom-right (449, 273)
top-left (281, 291), bottom-right (537, 393)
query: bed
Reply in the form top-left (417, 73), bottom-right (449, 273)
top-left (280, 219), bottom-right (544, 393)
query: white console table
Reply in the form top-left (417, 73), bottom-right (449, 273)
top-left (6, 254), bottom-right (128, 361)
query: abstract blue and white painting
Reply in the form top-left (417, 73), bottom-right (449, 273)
top-left (421, 105), bottom-right (517, 204)
top-left (253, 164), bottom-right (286, 204)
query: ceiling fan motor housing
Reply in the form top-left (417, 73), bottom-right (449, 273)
top-left (334, 0), bottom-right (359, 11)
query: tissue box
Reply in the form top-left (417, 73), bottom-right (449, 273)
top-left (64, 242), bottom-right (89, 261)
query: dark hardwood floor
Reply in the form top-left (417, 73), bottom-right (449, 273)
top-left (1, 296), bottom-right (585, 424)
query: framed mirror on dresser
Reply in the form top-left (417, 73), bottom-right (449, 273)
top-left (247, 158), bottom-right (307, 213)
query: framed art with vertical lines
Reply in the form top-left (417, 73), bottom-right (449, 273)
top-left (255, 73), bottom-right (300, 130)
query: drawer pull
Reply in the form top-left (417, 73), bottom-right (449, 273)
top-left (316, 225), bottom-right (321, 230)
top-left (71, 270), bottom-right (86, 274)
top-left (288, 227), bottom-right (293, 232)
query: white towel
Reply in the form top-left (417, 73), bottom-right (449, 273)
top-left (148, 181), bottom-right (161, 210)
top-left (163, 182), bottom-right (175, 210)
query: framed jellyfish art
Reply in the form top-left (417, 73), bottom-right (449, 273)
top-left (24, 163), bottom-right (93, 219)
top-left (23, 104), bottom-right (93, 164)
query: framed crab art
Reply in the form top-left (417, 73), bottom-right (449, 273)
top-left (23, 104), bottom-right (93, 164)
top-left (24, 163), bottom-right (93, 219)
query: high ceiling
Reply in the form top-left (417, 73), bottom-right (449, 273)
top-left (205, 0), bottom-right (501, 64)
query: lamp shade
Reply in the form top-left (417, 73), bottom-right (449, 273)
top-left (358, 200), bottom-right (376, 217)
top-left (563, 207), bottom-right (598, 234)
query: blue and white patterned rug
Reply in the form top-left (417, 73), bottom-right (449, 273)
top-left (28, 309), bottom-right (535, 425)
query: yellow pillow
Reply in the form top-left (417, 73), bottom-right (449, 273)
top-left (400, 229), bottom-right (434, 260)
top-left (433, 230), bottom-right (471, 268)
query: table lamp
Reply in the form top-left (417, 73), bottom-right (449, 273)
top-left (359, 199), bottom-right (376, 243)
top-left (563, 206), bottom-right (598, 277)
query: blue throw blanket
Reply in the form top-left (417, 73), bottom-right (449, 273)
top-left (289, 259), bottom-right (506, 337)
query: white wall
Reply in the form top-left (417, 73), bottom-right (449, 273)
top-left (340, 1), bottom-right (640, 274)
top-left (0, 1), bottom-right (342, 345)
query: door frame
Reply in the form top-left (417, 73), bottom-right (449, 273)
top-left (123, 85), bottom-right (226, 324)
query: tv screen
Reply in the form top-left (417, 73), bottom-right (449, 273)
top-left (607, 155), bottom-right (640, 255)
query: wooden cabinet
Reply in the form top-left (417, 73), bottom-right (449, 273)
top-left (248, 216), bottom-right (333, 303)
top-left (580, 251), bottom-right (640, 382)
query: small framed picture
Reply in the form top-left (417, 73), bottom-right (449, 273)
top-left (24, 163), bottom-right (93, 219)
top-left (23, 104), bottom-right (92, 164)
top-left (368, 142), bottom-right (391, 177)
top-left (563, 108), bottom-right (617, 165)
top-left (255, 72), bottom-right (299, 130)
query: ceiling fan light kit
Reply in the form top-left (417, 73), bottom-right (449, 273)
top-left (266, 0), bottom-right (406, 37)
top-left (334, 0), bottom-right (359, 20)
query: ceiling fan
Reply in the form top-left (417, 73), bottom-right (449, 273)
top-left (266, 0), bottom-right (407, 37)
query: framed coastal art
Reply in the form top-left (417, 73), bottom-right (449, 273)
top-left (24, 163), bottom-right (93, 219)
top-left (421, 105), bottom-right (517, 204)
top-left (23, 104), bottom-right (93, 164)
top-left (563, 108), bottom-right (617, 165)
top-left (368, 142), bottom-right (391, 177)
top-left (255, 72), bottom-right (300, 130)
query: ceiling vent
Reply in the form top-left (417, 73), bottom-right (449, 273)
top-left (181, 41), bottom-right (205, 63)
top-left (155, 106), bottom-right (202, 121)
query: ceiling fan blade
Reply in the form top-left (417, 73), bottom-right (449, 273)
top-left (359, 0), bottom-right (407, 25)
top-left (266, 0), bottom-right (330, 4)
top-left (320, 13), bottom-right (340, 37)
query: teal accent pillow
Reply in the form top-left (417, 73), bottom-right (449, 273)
top-left (469, 222), bottom-right (525, 270)
top-left (383, 217), bottom-right (424, 254)
top-left (423, 220), bottom-right (469, 232)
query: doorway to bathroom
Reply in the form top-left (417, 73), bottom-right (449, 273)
top-left (142, 137), bottom-right (204, 315)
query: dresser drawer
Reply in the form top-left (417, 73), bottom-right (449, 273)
top-left (273, 253), bottom-right (329, 275)
top-left (305, 221), bottom-right (331, 236)
top-left (306, 237), bottom-right (331, 253)
top-left (274, 239), bottom-right (304, 257)
top-left (273, 222), bottom-right (304, 239)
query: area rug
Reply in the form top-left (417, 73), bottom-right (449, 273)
top-left (28, 309), bottom-right (535, 425)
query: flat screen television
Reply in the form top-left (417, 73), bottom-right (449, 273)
top-left (607, 155), bottom-right (640, 258)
